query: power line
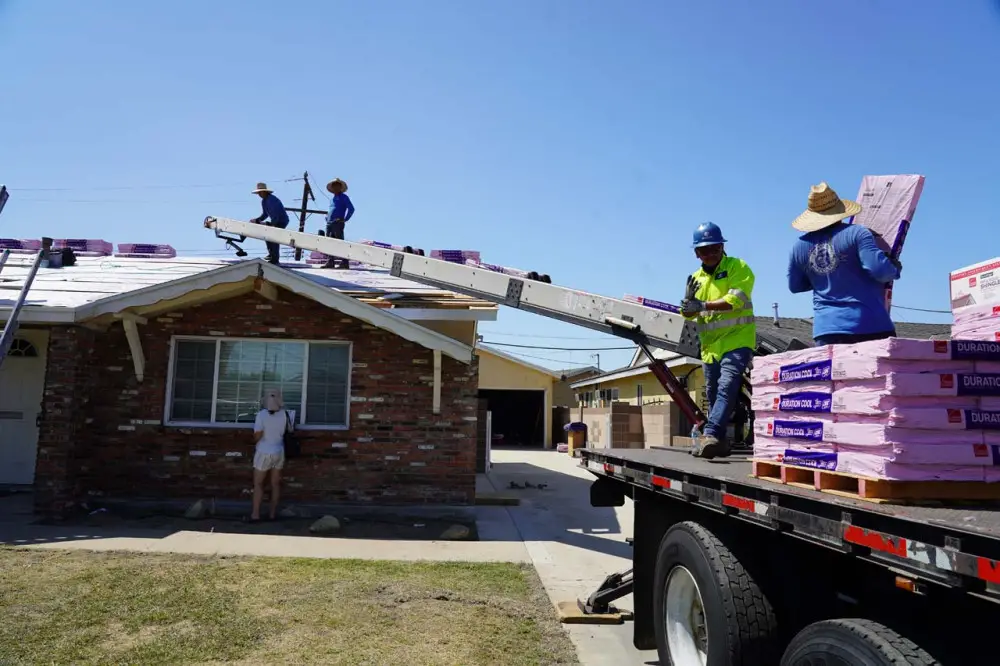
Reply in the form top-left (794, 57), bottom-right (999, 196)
top-left (477, 330), bottom-right (619, 341)
top-left (892, 304), bottom-right (951, 314)
top-left (481, 340), bottom-right (634, 351)
top-left (8, 177), bottom-right (297, 192)
top-left (484, 348), bottom-right (596, 366)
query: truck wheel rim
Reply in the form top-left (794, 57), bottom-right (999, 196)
top-left (664, 565), bottom-right (708, 665)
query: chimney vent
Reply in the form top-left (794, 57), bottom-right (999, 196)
top-left (772, 302), bottom-right (780, 326)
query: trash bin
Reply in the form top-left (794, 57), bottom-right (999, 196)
top-left (564, 422), bottom-right (587, 456)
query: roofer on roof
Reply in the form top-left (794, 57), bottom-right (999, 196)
top-left (786, 182), bottom-right (902, 346)
top-left (680, 222), bottom-right (756, 460)
top-left (249, 182), bottom-right (290, 265)
top-left (321, 178), bottom-right (355, 269)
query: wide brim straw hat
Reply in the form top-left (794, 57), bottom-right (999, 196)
top-left (326, 178), bottom-right (348, 194)
top-left (251, 182), bottom-right (273, 194)
top-left (792, 182), bottom-right (863, 232)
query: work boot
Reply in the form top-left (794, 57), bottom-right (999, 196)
top-left (691, 435), bottom-right (726, 460)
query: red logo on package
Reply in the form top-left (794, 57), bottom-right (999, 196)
top-left (772, 370), bottom-right (779, 382)
top-left (776, 453), bottom-right (784, 462)
top-left (947, 409), bottom-right (962, 423)
top-left (934, 340), bottom-right (948, 353)
top-left (974, 444), bottom-right (988, 458)
top-left (772, 397), bottom-right (779, 408)
top-left (971, 277), bottom-right (978, 286)
top-left (940, 374), bottom-right (955, 389)
top-left (993, 305), bottom-right (1000, 317)
top-left (995, 331), bottom-right (1000, 342)
top-left (767, 423), bottom-right (774, 434)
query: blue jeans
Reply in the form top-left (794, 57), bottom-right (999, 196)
top-left (814, 328), bottom-right (895, 347)
top-left (264, 219), bottom-right (290, 264)
top-left (703, 347), bottom-right (752, 440)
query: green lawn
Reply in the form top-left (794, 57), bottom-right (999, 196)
top-left (0, 549), bottom-right (578, 665)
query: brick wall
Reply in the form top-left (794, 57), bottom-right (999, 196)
top-left (35, 288), bottom-right (479, 513)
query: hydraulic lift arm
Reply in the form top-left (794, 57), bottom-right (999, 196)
top-left (203, 216), bottom-right (708, 427)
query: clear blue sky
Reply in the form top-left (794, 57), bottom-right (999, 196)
top-left (3, 1), bottom-right (999, 372)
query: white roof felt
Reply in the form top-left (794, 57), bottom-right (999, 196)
top-left (0, 255), bottom-right (495, 322)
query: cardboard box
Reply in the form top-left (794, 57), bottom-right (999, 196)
top-left (950, 257), bottom-right (1000, 310)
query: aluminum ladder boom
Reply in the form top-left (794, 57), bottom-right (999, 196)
top-left (0, 248), bottom-right (46, 368)
top-left (203, 216), bottom-right (708, 426)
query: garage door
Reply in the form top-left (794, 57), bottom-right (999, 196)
top-left (0, 331), bottom-right (48, 485)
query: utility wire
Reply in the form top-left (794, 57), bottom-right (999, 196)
top-left (482, 348), bottom-right (596, 366)
top-left (481, 341), bottom-right (634, 351)
top-left (892, 304), bottom-right (951, 314)
top-left (8, 177), bottom-right (298, 192)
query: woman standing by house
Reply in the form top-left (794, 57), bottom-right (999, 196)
top-left (250, 388), bottom-right (290, 522)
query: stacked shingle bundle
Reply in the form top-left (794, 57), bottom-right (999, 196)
top-left (0, 238), bottom-right (42, 254)
top-left (950, 257), bottom-right (1000, 341)
top-left (54, 238), bottom-right (113, 257)
top-left (431, 249), bottom-right (481, 264)
top-left (751, 338), bottom-right (1000, 482)
top-left (115, 243), bottom-right (177, 258)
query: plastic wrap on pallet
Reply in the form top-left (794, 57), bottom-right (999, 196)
top-left (54, 238), bottom-right (113, 256)
top-left (115, 243), bottom-right (177, 258)
top-left (431, 249), bottom-right (482, 264)
top-left (753, 411), bottom-right (1000, 446)
top-left (0, 238), bottom-right (42, 254)
top-left (623, 294), bottom-right (681, 314)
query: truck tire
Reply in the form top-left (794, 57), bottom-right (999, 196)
top-left (780, 619), bottom-right (941, 666)
top-left (653, 521), bottom-right (778, 666)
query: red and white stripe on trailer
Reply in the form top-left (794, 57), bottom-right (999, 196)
top-left (721, 492), bottom-right (769, 517)
top-left (585, 460), bottom-right (622, 477)
top-left (651, 474), bottom-right (684, 493)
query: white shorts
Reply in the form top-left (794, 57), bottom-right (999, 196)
top-left (253, 451), bottom-right (285, 471)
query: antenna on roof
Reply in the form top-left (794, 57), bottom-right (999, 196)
top-left (772, 302), bottom-right (780, 326)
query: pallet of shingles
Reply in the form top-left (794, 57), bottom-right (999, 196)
top-left (749, 337), bottom-right (1000, 500)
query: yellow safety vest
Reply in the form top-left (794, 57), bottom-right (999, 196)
top-left (684, 255), bottom-right (757, 363)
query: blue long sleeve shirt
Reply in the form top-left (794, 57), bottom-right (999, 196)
top-left (327, 193), bottom-right (355, 223)
top-left (258, 193), bottom-right (289, 228)
top-left (787, 222), bottom-right (900, 338)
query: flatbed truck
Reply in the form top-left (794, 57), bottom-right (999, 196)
top-left (203, 215), bottom-right (1000, 665)
top-left (577, 446), bottom-right (1000, 665)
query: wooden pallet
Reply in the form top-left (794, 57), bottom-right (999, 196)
top-left (751, 459), bottom-right (1000, 504)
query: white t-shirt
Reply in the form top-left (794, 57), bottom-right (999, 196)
top-left (254, 409), bottom-right (288, 455)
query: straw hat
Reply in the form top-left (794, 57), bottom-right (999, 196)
top-left (251, 182), bottom-right (273, 194)
top-left (792, 182), bottom-right (863, 232)
top-left (326, 178), bottom-right (348, 194)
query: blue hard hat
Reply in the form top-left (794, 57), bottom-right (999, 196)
top-left (692, 222), bottom-right (727, 248)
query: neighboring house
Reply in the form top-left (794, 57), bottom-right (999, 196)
top-left (0, 246), bottom-right (499, 515)
top-left (476, 346), bottom-right (564, 450)
top-left (552, 365), bottom-right (601, 407)
top-left (568, 315), bottom-right (952, 449)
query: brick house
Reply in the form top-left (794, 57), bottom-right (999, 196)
top-left (0, 251), bottom-right (499, 515)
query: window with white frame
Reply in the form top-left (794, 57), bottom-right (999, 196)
top-left (167, 337), bottom-right (351, 427)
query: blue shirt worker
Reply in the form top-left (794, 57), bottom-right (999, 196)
top-left (249, 182), bottom-right (290, 265)
top-left (787, 182), bottom-right (902, 346)
top-left (680, 222), bottom-right (757, 460)
top-left (321, 178), bottom-right (355, 269)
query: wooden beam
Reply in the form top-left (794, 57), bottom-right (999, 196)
top-left (254, 278), bottom-right (279, 301)
top-left (432, 350), bottom-right (442, 415)
top-left (113, 312), bottom-right (148, 325)
top-left (122, 318), bottom-right (145, 382)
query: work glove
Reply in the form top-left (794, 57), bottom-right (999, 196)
top-left (681, 298), bottom-right (705, 316)
top-left (684, 275), bottom-right (701, 301)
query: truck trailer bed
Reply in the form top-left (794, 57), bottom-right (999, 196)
top-left (579, 446), bottom-right (1000, 594)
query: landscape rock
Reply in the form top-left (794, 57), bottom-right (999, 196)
top-left (184, 499), bottom-right (207, 520)
top-left (440, 524), bottom-right (471, 540)
top-left (309, 515), bottom-right (341, 534)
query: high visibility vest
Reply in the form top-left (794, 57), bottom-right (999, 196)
top-left (685, 255), bottom-right (757, 363)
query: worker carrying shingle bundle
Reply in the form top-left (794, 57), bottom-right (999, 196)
top-left (249, 182), bottom-right (290, 265)
top-left (786, 182), bottom-right (902, 346)
top-left (321, 178), bottom-right (356, 269)
top-left (680, 222), bottom-right (756, 460)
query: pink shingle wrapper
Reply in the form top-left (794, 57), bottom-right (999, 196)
top-left (852, 175), bottom-right (925, 256)
top-left (753, 440), bottom-right (989, 481)
top-left (753, 413), bottom-right (997, 446)
top-left (754, 438), bottom-right (998, 467)
top-left (953, 303), bottom-right (1000, 325)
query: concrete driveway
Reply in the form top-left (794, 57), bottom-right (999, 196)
top-left (479, 448), bottom-right (658, 666)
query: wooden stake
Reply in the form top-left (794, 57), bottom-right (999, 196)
top-left (294, 171), bottom-right (315, 261)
